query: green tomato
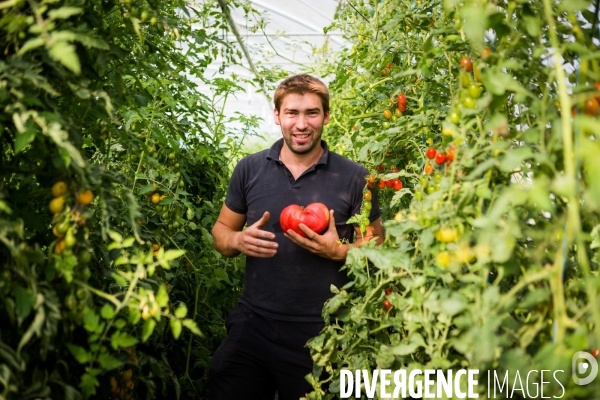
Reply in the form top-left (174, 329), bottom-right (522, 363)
top-left (155, 205), bottom-right (163, 212)
top-left (363, 201), bottom-right (372, 211)
top-left (382, 122), bottom-right (391, 129)
top-left (463, 96), bottom-right (476, 109)
top-left (79, 250), bottom-right (91, 264)
top-left (414, 191), bottom-right (423, 201)
top-left (468, 83), bottom-right (482, 99)
top-left (65, 229), bottom-right (76, 248)
top-left (427, 185), bottom-right (436, 194)
top-left (434, 173), bottom-right (442, 183)
top-left (461, 73), bottom-right (471, 88)
top-left (419, 177), bottom-right (428, 188)
top-left (449, 110), bottom-right (460, 124)
top-left (82, 266), bottom-right (91, 281)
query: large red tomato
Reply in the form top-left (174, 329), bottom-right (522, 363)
top-left (280, 203), bottom-right (330, 237)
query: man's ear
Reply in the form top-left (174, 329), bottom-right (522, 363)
top-left (274, 108), bottom-right (281, 125)
top-left (323, 110), bottom-right (330, 125)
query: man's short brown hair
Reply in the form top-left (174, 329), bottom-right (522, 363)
top-left (273, 74), bottom-right (330, 114)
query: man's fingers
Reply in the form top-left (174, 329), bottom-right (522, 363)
top-left (253, 211), bottom-right (271, 229)
top-left (246, 244), bottom-right (277, 257)
top-left (328, 209), bottom-right (336, 231)
top-left (253, 229), bottom-right (276, 240)
top-left (245, 237), bottom-right (278, 250)
top-left (298, 223), bottom-right (318, 240)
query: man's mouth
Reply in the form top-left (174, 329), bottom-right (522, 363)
top-left (293, 133), bottom-right (311, 139)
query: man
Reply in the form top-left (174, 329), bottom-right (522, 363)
top-left (209, 74), bottom-right (383, 400)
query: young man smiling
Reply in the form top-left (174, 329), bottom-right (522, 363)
top-left (209, 74), bottom-right (383, 400)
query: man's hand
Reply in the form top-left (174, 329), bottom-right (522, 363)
top-left (284, 210), bottom-right (346, 261)
top-left (232, 211), bottom-right (278, 258)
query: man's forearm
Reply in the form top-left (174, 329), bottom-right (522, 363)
top-left (212, 222), bottom-right (241, 258)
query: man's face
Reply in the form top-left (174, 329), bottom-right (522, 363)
top-left (274, 93), bottom-right (330, 155)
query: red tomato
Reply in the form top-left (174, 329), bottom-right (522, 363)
top-left (393, 180), bottom-right (402, 191)
top-left (383, 299), bottom-right (393, 310)
top-left (378, 179), bottom-right (386, 189)
top-left (592, 349), bottom-right (599, 358)
top-left (424, 164), bottom-right (434, 175)
top-left (397, 94), bottom-right (406, 106)
top-left (386, 63), bottom-right (393, 70)
top-left (384, 287), bottom-right (392, 295)
top-left (367, 175), bottom-right (376, 188)
top-left (435, 152), bottom-right (447, 165)
top-left (391, 167), bottom-right (398, 173)
top-left (447, 146), bottom-right (456, 162)
top-left (426, 148), bottom-right (436, 159)
top-left (461, 57), bottom-right (473, 72)
top-left (398, 103), bottom-right (407, 112)
top-left (280, 202), bottom-right (329, 238)
top-left (376, 164), bottom-right (385, 172)
top-left (385, 179), bottom-right (393, 188)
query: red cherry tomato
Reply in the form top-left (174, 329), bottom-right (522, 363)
top-left (397, 94), bottom-right (406, 106)
top-left (391, 167), bottom-right (398, 173)
top-left (385, 287), bottom-right (392, 296)
top-left (376, 164), bottom-right (385, 172)
top-left (426, 148), bottom-right (436, 159)
top-left (385, 179), bottom-right (393, 188)
top-left (461, 57), bottom-right (473, 72)
top-left (393, 180), bottom-right (402, 191)
top-left (435, 153), bottom-right (447, 165)
top-left (398, 103), bottom-right (407, 112)
top-left (280, 203), bottom-right (330, 238)
top-left (383, 299), bottom-right (393, 311)
top-left (591, 349), bottom-right (599, 358)
top-left (378, 179), bottom-right (386, 189)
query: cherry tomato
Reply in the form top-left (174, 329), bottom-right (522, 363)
top-left (414, 191), bottom-right (423, 201)
top-left (385, 287), bottom-right (392, 296)
top-left (392, 167), bottom-right (398, 173)
top-left (584, 98), bottom-right (599, 116)
top-left (364, 190), bottom-right (372, 201)
top-left (386, 63), bottom-right (393, 70)
top-left (397, 94), bottom-right (406, 106)
top-left (367, 175), bottom-right (376, 188)
top-left (398, 103), bottom-right (407, 112)
top-left (435, 153), bottom-right (447, 165)
top-left (394, 108), bottom-right (402, 118)
top-left (461, 73), bottom-right (471, 88)
top-left (468, 83), bottom-right (482, 99)
top-left (461, 57), bottom-right (473, 72)
top-left (434, 173), bottom-right (442, 183)
top-left (449, 111), bottom-right (460, 124)
top-left (393, 180), bottom-right (402, 191)
top-left (363, 200), bottom-right (372, 211)
top-left (463, 96), bottom-right (476, 109)
top-left (381, 69), bottom-right (387, 77)
top-left (591, 349), bottom-right (599, 358)
top-left (426, 148), bottom-right (436, 159)
top-left (385, 179), bottom-right (393, 188)
top-left (424, 164), bottom-right (434, 175)
top-left (447, 146), bottom-right (457, 162)
top-left (383, 299), bottom-right (393, 310)
top-left (383, 122), bottom-right (391, 129)
top-left (481, 48), bottom-right (491, 59)
top-left (383, 110), bottom-right (392, 119)
top-left (419, 177), bottom-right (428, 188)
top-left (378, 179), bottom-right (386, 189)
top-left (376, 164), bottom-right (385, 172)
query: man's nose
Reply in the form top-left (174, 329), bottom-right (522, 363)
top-left (296, 114), bottom-right (308, 130)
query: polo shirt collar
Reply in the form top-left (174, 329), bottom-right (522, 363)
top-left (266, 138), bottom-right (329, 166)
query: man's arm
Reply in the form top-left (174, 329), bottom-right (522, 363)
top-left (283, 210), bottom-right (383, 262)
top-left (212, 204), bottom-right (279, 258)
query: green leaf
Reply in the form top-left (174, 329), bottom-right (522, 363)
top-left (522, 15), bottom-right (541, 37)
top-left (141, 319), bottom-right (156, 342)
top-left (352, 248), bottom-right (410, 270)
top-left (162, 249), bottom-right (186, 261)
top-left (155, 285), bottom-right (169, 307)
top-left (100, 304), bottom-right (115, 320)
top-left (48, 6), bottom-right (82, 19)
top-left (83, 307), bottom-right (100, 333)
top-left (460, 4), bottom-right (486, 50)
top-left (110, 332), bottom-right (138, 350)
top-left (558, 0), bottom-right (589, 12)
top-left (14, 286), bottom-right (35, 326)
top-left (97, 353), bottom-right (122, 370)
top-left (174, 303), bottom-right (187, 319)
top-left (17, 37), bottom-right (44, 56)
top-left (79, 372), bottom-right (99, 399)
top-left (48, 41), bottom-right (81, 75)
top-left (139, 184), bottom-right (155, 195)
top-left (67, 344), bottom-right (91, 364)
top-left (14, 126), bottom-right (36, 153)
top-left (170, 319), bottom-right (182, 339)
top-left (182, 319), bottom-right (203, 337)
top-left (214, 267), bottom-right (230, 283)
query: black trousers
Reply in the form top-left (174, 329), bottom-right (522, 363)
top-left (209, 302), bottom-right (325, 400)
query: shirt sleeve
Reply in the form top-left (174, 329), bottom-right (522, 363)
top-left (350, 165), bottom-right (381, 225)
top-left (224, 158), bottom-right (248, 214)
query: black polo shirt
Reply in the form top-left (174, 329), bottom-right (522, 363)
top-left (225, 138), bottom-right (380, 321)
